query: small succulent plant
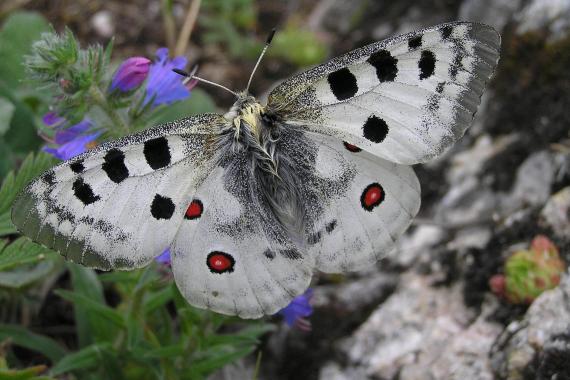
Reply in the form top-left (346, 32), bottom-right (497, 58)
top-left (490, 235), bottom-right (565, 304)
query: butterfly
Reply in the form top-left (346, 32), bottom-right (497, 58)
top-left (12, 22), bottom-right (500, 318)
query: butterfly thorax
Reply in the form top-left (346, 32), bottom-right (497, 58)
top-left (218, 94), bottom-right (280, 179)
top-left (224, 94), bottom-right (266, 140)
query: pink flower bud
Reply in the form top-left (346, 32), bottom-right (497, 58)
top-left (110, 56), bottom-right (151, 92)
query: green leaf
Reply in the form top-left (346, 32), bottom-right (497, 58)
top-left (0, 237), bottom-right (55, 272)
top-left (203, 324), bottom-right (275, 346)
top-left (138, 343), bottom-right (186, 359)
top-left (0, 324), bottom-right (67, 362)
top-left (0, 261), bottom-right (58, 290)
top-left (0, 238), bottom-right (60, 289)
top-left (0, 12), bottom-right (50, 88)
top-left (0, 365), bottom-right (56, 380)
top-left (189, 346), bottom-right (255, 377)
top-left (142, 284), bottom-right (174, 315)
top-left (54, 289), bottom-right (125, 328)
top-left (0, 152), bottom-right (56, 235)
top-left (49, 343), bottom-right (112, 376)
top-left (149, 89), bottom-right (217, 126)
top-left (0, 213), bottom-right (16, 236)
top-left (269, 24), bottom-right (328, 67)
top-left (67, 264), bottom-right (119, 347)
top-left (0, 84), bottom-right (43, 170)
top-left (0, 97), bottom-right (15, 136)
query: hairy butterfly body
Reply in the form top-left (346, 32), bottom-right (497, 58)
top-left (12, 22), bottom-right (500, 318)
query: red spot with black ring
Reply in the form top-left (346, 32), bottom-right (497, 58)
top-left (207, 251), bottom-right (235, 274)
top-left (360, 183), bottom-right (385, 211)
top-left (185, 199), bottom-right (203, 220)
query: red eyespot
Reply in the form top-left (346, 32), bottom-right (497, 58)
top-left (185, 199), bottom-right (203, 220)
top-left (343, 141), bottom-right (362, 152)
top-left (207, 251), bottom-right (235, 274)
top-left (360, 183), bottom-right (385, 211)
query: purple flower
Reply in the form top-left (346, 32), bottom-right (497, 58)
top-left (144, 48), bottom-right (190, 107)
top-left (43, 132), bottom-right (100, 160)
top-left (155, 248), bottom-right (172, 266)
top-left (278, 289), bottom-right (313, 331)
top-left (110, 57), bottom-right (151, 92)
top-left (42, 117), bottom-right (100, 160)
top-left (42, 112), bottom-right (65, 127)
top-left (53, 119), bottom-right (92, 145)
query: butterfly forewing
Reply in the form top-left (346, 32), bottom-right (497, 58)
top-left (267, 22), bottom-right (500, 164)
top-left (11, 114), bottom-right (222, 269)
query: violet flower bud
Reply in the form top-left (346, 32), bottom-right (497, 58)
top-left (110, 56), bottom-right (151, 92)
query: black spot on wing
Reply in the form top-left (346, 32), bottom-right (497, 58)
top-left (102, 148), bottom-right (129, 183)
top-left (263, 249), bottom-right (276, 260)
top-left (325, 219), bottom-right (337, 233)
top-left (362, 115), bottom-right (389, 143)
top-left (72, 178), bottom-right (100, 205)
top-left (367, 50), bottom-right (398, 82)
top-left (144, 137), bottom-right (171, 170)
top-left (408, 35), bottom-right (422, 50)
top-left (150, 194), bottom-right (175, 220)
top-left (441, 25), bottom-right (453, 40)
top-left (327, 68), bottom-right (358, 101)
top-left (436, 82), bottom-right (445, 94)
top-left (70, 160), bottom-right (85, 174)
top-left (419, 50), bottom-right (436, 80)
top-left (280, 248), bottom-right (302, 260)
top-left (43, 171), bottom-right (56, 186)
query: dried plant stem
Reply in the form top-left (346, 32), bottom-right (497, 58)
top-left (161, 0), bottom-right (177, 52)
top-left (174, 0), bottom-right (202, 57)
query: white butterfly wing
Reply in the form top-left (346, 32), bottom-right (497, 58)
top-left (171, 166), bottom-right (314, 317)
top-left (267, 22), bottom-right (500, 164)
top-left (301, 132), bottom-right (420, 272)
top-left (12, 114), bottom-right (222, 269)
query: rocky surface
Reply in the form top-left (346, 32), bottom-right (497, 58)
top-left (490, 273), bottom-right (570, 380)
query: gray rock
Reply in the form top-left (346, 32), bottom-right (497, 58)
top-left (490, 272), bottom-right (570, 379)
top-left (540, 187), bottom-right (570, 238)
top-left (392, 224), bottom-right (446, 267)
top-left (329, 272), bottom-right (502, 380)
top-left (516, 0), bottom-right (570, 40)
top-left (508, 151), bottom-right (555, 210)
top-left (434, 134), bottom-right (518, 226)
top-left (416, 313), bottom-right (502, 380)
top-left (459, 0), bottom-right (523, 32)
top-left (319, 362), bottom-right (368, 380)
top-left (313, 273), bottom-right (399, 317)
top-left (447, 226), bottom-right (492, 251)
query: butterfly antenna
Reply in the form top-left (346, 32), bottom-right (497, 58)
top-left (245, 28), bottom-right (276, 93)
top-left (172, 67), bottom-right (239, 98)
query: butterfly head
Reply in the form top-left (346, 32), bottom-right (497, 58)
top-left (225, 94), bottom-right (265, 139)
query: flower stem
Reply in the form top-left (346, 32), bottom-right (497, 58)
top-left (89, 84), bottom-right (130, 135)
top-left (174, 0), bottom-right (202, 56)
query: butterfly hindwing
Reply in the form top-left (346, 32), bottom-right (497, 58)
top-left (11, 114), bottom-right (223, 269)
top-left (171, 159), bottom-right (313, 318)
top-left (267, 22), bottom-right (500, 164)
top-left (301, 131), bottom-right (420, 272)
